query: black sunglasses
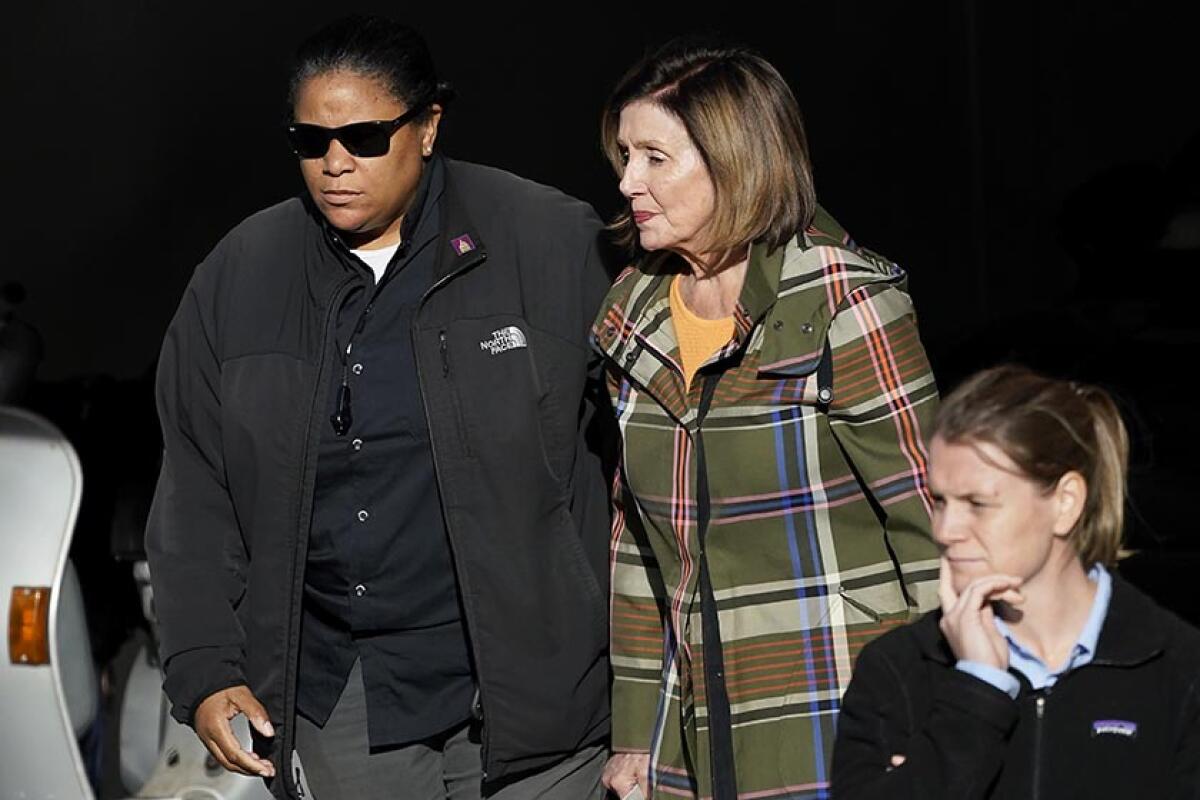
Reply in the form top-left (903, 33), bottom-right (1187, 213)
top-left (286, 101), bottom-right (428, 159)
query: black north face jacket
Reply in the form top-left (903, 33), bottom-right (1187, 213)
top-left (145, 158), bottom-right (616, 797)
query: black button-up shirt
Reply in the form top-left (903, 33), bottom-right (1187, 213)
top-left (296, 158), bottom-right (474, 746)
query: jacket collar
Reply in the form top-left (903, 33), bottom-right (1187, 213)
top-left (737, 238), bottom-right (786, 338)
top-left (592, 205), bottom-right (907, 424)
top-left (912, 611), bottom-right (957, 666)
top-left (592, 259), bottom-right (689, 424)
top-left (914, 572), bottom-right (1167, 668)
top-left (431, 157), bottom-right (487, 285)
top-left (307, 153), bottom-right (439, 256)
top-left (756, 207), bottom-right (905, 377)
top-left (1091, 572), bottom-right (1168, 666)
top-left (589, 241), bottom-right (785, 428)
top-left (299, 154), bottom-right (484, 286)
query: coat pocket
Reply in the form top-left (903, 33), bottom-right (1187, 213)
top-left (835, 580), bottom-right (913, 626)
top-left (442, 315), bottom-right (585, 487)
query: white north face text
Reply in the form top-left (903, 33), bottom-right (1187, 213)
top-left (479, 326), bottom-right (528, 355)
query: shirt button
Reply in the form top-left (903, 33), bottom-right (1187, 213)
top-left (354, 584), bottom-right (367, 597)
top-left (351, 438), bottom-right (363, 451)
top-left (351, 363), bottom-right (364, 375)
top-left (356, 509), bottom-right (370, 522)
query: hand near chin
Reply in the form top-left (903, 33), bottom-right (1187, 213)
top-left (937, 556), bottom-right (1024, 670)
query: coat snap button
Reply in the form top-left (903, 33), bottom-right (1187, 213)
top-left (801, 323), bottom-right (814, 334)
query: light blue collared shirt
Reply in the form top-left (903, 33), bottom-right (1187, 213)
top-left (956, 564), bottom-right (1112, 698)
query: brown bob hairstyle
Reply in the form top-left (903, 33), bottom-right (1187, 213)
top-left (601, 40), bottom-right (817, 264)
top-left (933, 365), bottom-right (1130, 568)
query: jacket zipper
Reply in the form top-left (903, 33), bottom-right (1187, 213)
top-left (282, 275), bottom-right (355, 799)
top-left (412, 251), bottom-right (492, 774)
top-left (1032, 692), bottom-right (1047, 800)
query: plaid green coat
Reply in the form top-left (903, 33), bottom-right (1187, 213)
top-left (592, 209), bottom-right (941, 799)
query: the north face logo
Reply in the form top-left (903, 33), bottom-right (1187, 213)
top-left (480, 326), bottom-right (527, 355)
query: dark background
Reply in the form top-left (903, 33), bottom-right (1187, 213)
top-left (2, 0), bottom-right (1198, 651)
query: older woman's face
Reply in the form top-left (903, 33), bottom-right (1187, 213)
top-left (293, 70), bottom-right (440, 249)
top-left (929, 436), bottom-right (1082, 595)
top-left (616, 100), bottom-right (716, 257)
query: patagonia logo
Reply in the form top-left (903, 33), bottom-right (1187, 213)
top-left (1091, 719), bottom-right (1138, 738)
top-left (480, 326), bottom-right (527, 355)
top-left (450, 234), bottom-right (477, 255)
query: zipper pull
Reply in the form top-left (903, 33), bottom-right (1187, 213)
top-left (1036, 695), bottom-right (1045, 719)
top-left (330, 382), bottom-right (352, 436)
top-left (439, 331), bottom-right (450, 376)
top-left (330, 343), bottom-right (353, 436)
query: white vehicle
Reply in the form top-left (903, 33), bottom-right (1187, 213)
top-left (0, 405), bottom-right (271, 800)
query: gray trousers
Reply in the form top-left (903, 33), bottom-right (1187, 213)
top-left (293, 660), bottom-right (605, 800)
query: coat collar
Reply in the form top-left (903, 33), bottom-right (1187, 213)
top-left (307, 153), bottom-right (441, 257)
top-left (756, 207), bottom-right (906, 377)
top-left (911, 611), bottom-right (957, 666)
top-left (590, 240), bottom-right (786, 428)
top-left (1090, 572), bottom-right (1168, 666)
top-left (592, 205), bottom-right (908, 424)
top-left (300, 155), bottom-right (487, 289)
top-left (428, 157), bottom-right (488, 285)
top-left (592, 259), bottom-right (689, 425)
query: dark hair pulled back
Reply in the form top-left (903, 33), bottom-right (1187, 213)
top-left (287, 15), bottom-right (454, 118)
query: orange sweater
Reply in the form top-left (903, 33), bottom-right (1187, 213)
top-left (670, 275), bottom-right (735, 389)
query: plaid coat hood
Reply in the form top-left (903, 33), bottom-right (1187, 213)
top-left (593, 207), bottom-right (941, 799)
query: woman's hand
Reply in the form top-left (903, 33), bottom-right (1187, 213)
top-left (937, 556), bottom-right (1023, 671)
top-left (602, 752), bottom-right (650, 798)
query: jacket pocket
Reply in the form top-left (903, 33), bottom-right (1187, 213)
top-left (835, 580), bottom-right (912, 626)
top-left (441, 315), bottom-right (584, 487)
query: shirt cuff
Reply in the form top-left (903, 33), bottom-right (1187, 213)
top-left (956, 660), bottom-right (1020, 699)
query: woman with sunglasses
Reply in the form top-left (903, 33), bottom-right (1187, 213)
top-left (832, 365), bottom-right (1200, 798)
top-left (146, 15), bottom-right (615, 800)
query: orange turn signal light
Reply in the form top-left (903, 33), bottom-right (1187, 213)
top-left (9, 586), bottom-right (51, 665)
